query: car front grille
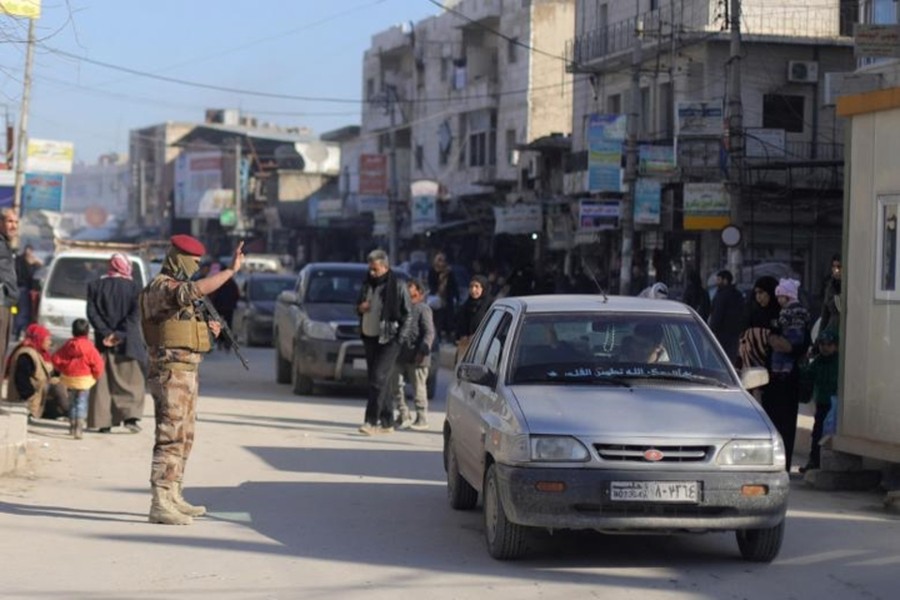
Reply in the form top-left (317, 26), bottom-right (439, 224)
top-left (335, 324), bottom-right (360, 339)
top-left (594, 444), bottom-right (712, 463)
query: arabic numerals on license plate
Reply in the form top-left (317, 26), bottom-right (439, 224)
top-left (610, 481), bottom-right (699, 502)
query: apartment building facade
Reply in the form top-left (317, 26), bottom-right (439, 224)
top-left (361, 0), bottom-right (576, 263)
top-left (566, 0), bottom-right (857, 292)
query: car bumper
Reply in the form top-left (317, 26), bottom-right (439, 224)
top-left (495, 464), bottom-right (789, 531)
top-left (246, 317), bottom-right (274, 344)
top-left (295, 337), bottom-right (368, 384)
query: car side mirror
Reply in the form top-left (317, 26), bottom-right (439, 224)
top-left (740, 367), bottom-right (769, 390)
top-left (457, 363), bottom-right (496, 387)
top-left (278, 290), bottom-right (299, 305)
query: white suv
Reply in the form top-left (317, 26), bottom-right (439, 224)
top-left (37, 249), bottom-right (151, 345)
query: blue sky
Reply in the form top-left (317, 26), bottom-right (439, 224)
top-left (0, 0), bottom-right (440, 163)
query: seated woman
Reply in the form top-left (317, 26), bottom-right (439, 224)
top-left (4, 324), bottom-right (68, 420)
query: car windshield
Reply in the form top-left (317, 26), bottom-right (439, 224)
top-left (305, 270), bottom-right (365, 304)
top-left (249, 277), bottom-right (294, 301)
top-left (509, 312), bottom-right (734, 387)
top-left (45, 256), bottom-right (145, 300)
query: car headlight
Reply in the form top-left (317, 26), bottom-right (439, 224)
top-left (717, 438), bottom-right (784, 467)
top-left (304, 320), bottom-right (337, 341)
top-left (530, 436), bottom-right (590, 462)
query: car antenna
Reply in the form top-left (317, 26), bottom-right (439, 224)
top-left (581, 259), bottom-right (609, 303)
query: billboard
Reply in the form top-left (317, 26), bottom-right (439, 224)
top-left (586, 114), bottom-right (625, 193)
top-left (27, 138), bottom-right (74, 174)
top-left (0, 0), bottom-right (41, 18)
top-left (634, 179), bottom-right (661, 225)
top-left (578, 200), bottom-right (620, 232)
top-left (359, 154), bottom-right (388, 196)
top-left (23, 173), bottom-right (63, 212)
top-left (684, 182), bottom-right (730, 230)
top-left (676, 100), bottom-right (724, 137)
top-left (174, 151), bottom-right (232, 219)
top-left (493, 204), bottom-right (542, 235)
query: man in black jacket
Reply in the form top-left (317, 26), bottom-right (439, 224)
top-left (708, 269), bottom-right (745, 366)
top-left (0, 208), bottom-right (19, 363)
top-left (86, 253), bottom-right (148, 433)
top-left (357, 249), bottom-right (412, 435)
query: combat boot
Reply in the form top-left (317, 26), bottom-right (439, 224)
top-left (148, 486), bottom-right (193, 525)
top-left (171, 481), bottom-right (207, 517)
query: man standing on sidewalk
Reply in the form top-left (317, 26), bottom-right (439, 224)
top-left (0, 208), bottom-right (19, 362)
top-left (140, 235), bottom-right (244, 525)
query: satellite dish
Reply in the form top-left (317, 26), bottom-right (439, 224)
top-left (302, 141), bottom-right (329, 168)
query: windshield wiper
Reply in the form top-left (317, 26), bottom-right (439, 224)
top-left (514, 375), bottom-right (632, 387)
top-left (632, 373), bottom-right (731, 388)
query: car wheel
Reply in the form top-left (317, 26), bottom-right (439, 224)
top-left (446, 437), bottom-right (477, 510)
top-left (736, 520), bottom-right (785, 562)
top-left (275, 340), bottom-right (291, 384)
top-left (483, 463), bottom-right (528, 560)
top-left (291, 354), bottom-right (314, 395)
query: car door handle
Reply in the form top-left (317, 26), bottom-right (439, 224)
top-left (469, 390), bottom-right (476, 398)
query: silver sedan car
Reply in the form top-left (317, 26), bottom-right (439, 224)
top-left (443, 295), bottom-right (788, 561)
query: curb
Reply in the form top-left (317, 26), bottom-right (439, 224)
top-left (0, 403), bottom-right (29, 475)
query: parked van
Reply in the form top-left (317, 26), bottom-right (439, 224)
top-left (37, 245), bottom-right (151, 345)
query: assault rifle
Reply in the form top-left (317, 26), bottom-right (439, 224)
top-left (195, 295), bottom-right (250, 370)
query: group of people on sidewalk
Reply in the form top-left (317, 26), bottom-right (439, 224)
top-left (683, 259), bottom-right (843, 474)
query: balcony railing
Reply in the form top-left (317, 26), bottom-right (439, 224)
top-left (568, 0), bottom-right (853, 71)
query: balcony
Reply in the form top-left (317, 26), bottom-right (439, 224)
top-left (568, 0), bottom-right (852, 73)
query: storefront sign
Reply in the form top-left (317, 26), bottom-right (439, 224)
top-left (494, 204), bottom-right (543, 235)
top-left (634, 179), bottom-right (661, 225)
top-left (26, 138), bottom-right (74, 174)
top-left (676, 100), bottom-right (724, 137)
top-left (0, 0), bottom-right (41, 19)
top-left (411, 195), bottom-right (438, 234)
top-left (639, 145), bottom-right (675, 175)
top-left (23, 173), bottom-right (63, 212)
top-left (579, 200), bottom-right (620, 232)
top-left (684, 182), bottom-right (730, 230)
top-left (359, 154), bottom-right (388, 196)
top-left (587, 114), bottom-right (625, 193)
top-left (174, 151), bottom-right (232, 219)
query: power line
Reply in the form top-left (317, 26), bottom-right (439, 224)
top-left (424, 0), bottom-right (570, 64)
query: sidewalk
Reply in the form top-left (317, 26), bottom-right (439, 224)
top-left (0, 402), bottom-right (29, 475)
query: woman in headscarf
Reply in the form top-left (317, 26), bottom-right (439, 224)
top-left (738, 275), bottom-right (781, 373)
top-left (86, 252), bottom-right (148, 433)
top-left (4, 323), bottom-right (67, 420)
top-left (455, 275), bottom-right (493, 361)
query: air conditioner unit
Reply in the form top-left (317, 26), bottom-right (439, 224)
top-left (787, 61), bottom-right (819, 84)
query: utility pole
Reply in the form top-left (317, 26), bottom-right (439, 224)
top-left (619, 3), bottom-right (642, 295)
top-left (13, 18), bottom-right (36, 215)
top-left (726, 0), bottom-right (744, 280)
top-left (386, 87), bottom-right (399, 263)
top-left (234, 138), bottom-right (244, 234)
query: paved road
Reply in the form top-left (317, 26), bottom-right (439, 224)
top-left (2, 346), bottom-right (899, 599)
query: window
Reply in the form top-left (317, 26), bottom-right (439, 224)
top-left (658, 81), bottom-right (673, 137)
top-left (508, 38), bottom-right (519, 64)
top-left (484, 314), bottom-right (512, 374)
top-left (506, 129), bottom-right (517, 165)
top-left (650, 0), bottom-right (659, 10)
top-left (607, 93), bottom-right (621, 115)
top-left (762, 94), bottom-right (805, 133)
top-left (876, 194), bottom-right (900, 301)
top-left (366, 78), bottom-right (375, 100)
top-left (640, 87), bottom-right (651, 136)
top-left (415, 144), bottom-right (424, 170)
top-left (440, 57), bottom-right (449, 82)
top-left (469, 310), bottom-right (505, 364)
top-left (467, 110), bottom-right (497, 167)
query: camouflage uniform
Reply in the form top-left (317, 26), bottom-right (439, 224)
top-left (140, 275), bottom-right (206, 491)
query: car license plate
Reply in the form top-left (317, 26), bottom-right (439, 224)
top-left (610, 481), bottom-right (699, 503)
top-left (352, 358), bottom-right (367, 371)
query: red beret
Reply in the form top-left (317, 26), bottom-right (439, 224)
top-left (170, 234), bottom-right (206, 257)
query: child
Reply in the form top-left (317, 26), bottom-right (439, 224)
top-left (799, 329), bottom-right (839, 473)
top-left (391, 278), bottom-right (435, 430)
top-left (770, 278), bottom-right (811, 376)
top-left (52, 318), bottom-right (104, 439)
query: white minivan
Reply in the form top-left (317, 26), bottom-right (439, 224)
top-left (37, 249), bottom-right (151, 345)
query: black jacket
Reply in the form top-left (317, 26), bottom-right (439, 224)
top-left (357, 270), bottom-right (412, 345)
top-left (0, 234), bottom-right (18, 308)
top-left (86, 276), bottom-right (148, 364)
top-left (456, 294), bottom-right (493, 339)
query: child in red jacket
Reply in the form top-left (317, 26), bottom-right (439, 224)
top-left (52, 318), bottom-right (104, 439)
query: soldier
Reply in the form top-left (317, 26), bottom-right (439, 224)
top-left (139, 235), bottom-right (244, 525)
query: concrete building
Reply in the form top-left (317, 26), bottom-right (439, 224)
top-left (567, 0), bottom-right (857, 292)
top-left (361, 0), bottom-right (576, 264)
